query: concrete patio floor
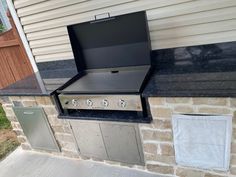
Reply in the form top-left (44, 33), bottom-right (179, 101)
top-left (0, 148), bottom-right (161, 177)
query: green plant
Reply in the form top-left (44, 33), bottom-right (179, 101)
top-left (0, 105), bottom-right (11, 130)
top-left (0, 24), bottom-right (5, 33)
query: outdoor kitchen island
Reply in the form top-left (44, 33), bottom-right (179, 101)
top-left (0, 40), bottom-right (236, 177)
top-left (0, 6), bottom-right (236, 177)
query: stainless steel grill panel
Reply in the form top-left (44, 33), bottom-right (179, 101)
top-left (59, 94), bottom-right (142, 111)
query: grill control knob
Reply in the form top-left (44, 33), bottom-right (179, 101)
top-left (118, 99), bottom-right (126, 108)
top-left (86, 99), bottom-right (93, 106)
top-left (71, 99), bottom-right (78, 106)
top-left (102, 99), bottom-right (109, 107)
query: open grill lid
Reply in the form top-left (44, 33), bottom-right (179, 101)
top-left (59, 11), bottom-right (151, 94)
top-left (67, 11), bottom-right (151, 71)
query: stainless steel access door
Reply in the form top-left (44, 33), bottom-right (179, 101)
top-left (69, 120), bottom-right (144, 165)
top-left (70, 121), bottom-right (108, 160)
top-left (13, 107), bottom-right (59, 152)
top-left (100, 123), bottom-right (144, 165)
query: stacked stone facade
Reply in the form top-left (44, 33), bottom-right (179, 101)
top-left (0, 96), bottom-right (78, 158)
top-left (140, 97), bottom-right (236, 177)
top-left (0, 96), bottom-right (235, 177)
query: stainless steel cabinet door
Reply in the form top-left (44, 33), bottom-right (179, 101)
top-left (69, 120), bottom-right (144, 165)
top-left (69, 121), bottom-right (108, 160)
top-left (13, 107), bottom-right (59, 152)
top-left (100, 124), bottom-right (144, 165)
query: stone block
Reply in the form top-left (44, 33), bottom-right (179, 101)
top-left (141, 130), bottom-right (155, 140)
top-left (22, 100), bottom-right (37, 107)
top-left (11, 122), bottom-right (21, 129)
top-left (9, 96), bottom-right (21, 102)
top-left (60, 142), bottom-right (77, 152)
top-left (198, 107), bottom-right (231, 115)
top-left (151, 107), bottom-right (172, 118)
top-left (230, 166), bottom-right (236, 175)
top-left (55, 133), bottom-right (74, 143)
top-left (233, 128), bottom-right (236, 140)
top-left (176, 168), bottom-right (204, 177)
top-left (17, 136), bottom-right (27, 143)
top-left (159, 143), bottom-right (174, 156)
top-left (148, 97), bottom-right (165, 106)
top-left (145, 154), bottom-right (175, 165)
top-left (20, 96), bottom-right (35, 101)
top-left (35, 96), bottom-right (53, 106)
top-left (230, 98), bottom-right (236, 108)
top-left (166, 97), bottom-right (191, 104)
top-left (154, 131), bottom-right (173, 142)
top-left (147, 164), bottom-right (174, 175)
top-left (43, 106), bottom-right (58, 116)
top-left (144, 153), bottom-right (156, 161)
top-left (21, 143), bottom-right (32, 150)
top-left (143, 143), bottom-right (157, 154)
top-left (63, 126), bottom-right (72, 134)
top-left (0, 96), bottom-right (11, 104)
top-left (174, 106), bottom-right (194, 114)
top-left (139, 123), bottom-right (153, 129)
top-left (62, 150), bottom-right (80, 158)
top-left (152, 119), bottom-right (172, 129)
top-left (52, 126), bottom-right (65, 133)
top-left (231, 154), bottom-right (236, 165)
top-left (232, 142), bottom-right (236, 154)
top-left (193, 98), bottom-right (227, 106)
top-left (7, 116), bottom-right (18, 122)
top-left (14, 129), bottom-right (24, 136)
top-left (142, 130), bottom-right (173, 142)
top-left (233, 114), bottom-right (236, 126)
top-left (155, 155), bottom-right (175, 165)
top-left (47, 115), bottom-right (64, 126)
top-left (204, 173), bottom-right (227, 177)
top-left (4, 108), bottom-right (15, 117)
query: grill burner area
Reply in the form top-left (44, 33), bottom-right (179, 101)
top-left (55, 11), bottom-right (152, 123)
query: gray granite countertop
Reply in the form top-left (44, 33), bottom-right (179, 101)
top-left (1, 70), bottom-right (235, 98)
top-left (142, 71), bottom-right (236, 97)
top-left (0, 72), bottom-right (51, 96)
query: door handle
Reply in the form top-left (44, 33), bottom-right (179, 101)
top-left (23, 111), bottom-right (34, 115)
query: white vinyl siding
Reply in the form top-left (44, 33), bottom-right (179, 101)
top-left (14, 0), bottom-right (236, 63)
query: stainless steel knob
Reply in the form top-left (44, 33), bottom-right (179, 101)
top-left (71, 99), bottom-right (78, 106)
top-left (86, 99), bottom-right (93, 106)
top-left (118, 99), bottom-right (126, 108)
top-left (102, 99), bottom-right (109, 107)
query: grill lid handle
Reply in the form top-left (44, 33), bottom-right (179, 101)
top-left (94, 12), bottom-right (110, 20)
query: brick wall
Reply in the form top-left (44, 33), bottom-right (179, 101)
top-left (0, 96), bottom-right (235, 177)
top-left (140, 97), bottom-right (236, 177)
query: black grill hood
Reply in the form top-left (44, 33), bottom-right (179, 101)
top-left (67, 11), bottom-right (151, 71)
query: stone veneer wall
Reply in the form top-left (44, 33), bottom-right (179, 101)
top-left (140, 97), bottom-right (236, 177)
top-left (0, 96), bottom-right (79, 158)
top-left (0, 96), bottom-right (235, 177)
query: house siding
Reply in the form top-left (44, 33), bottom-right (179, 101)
top-left (13, 0), bottom-right (236, 63)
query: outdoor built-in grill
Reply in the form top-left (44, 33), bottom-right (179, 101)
top-left (55, 11), bottom-right (152, 123)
